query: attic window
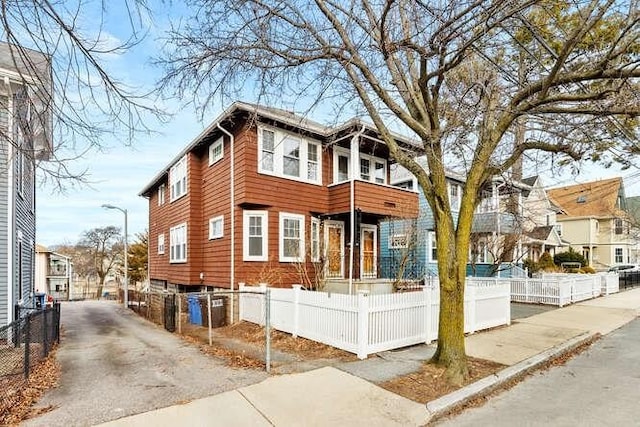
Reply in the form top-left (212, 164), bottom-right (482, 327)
top-left (577, 195), bottom-right (586, 203)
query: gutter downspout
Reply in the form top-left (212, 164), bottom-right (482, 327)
top-left (349, 126), bottom-right (366, 295)
top-left (5, 76), bottom-right (14, 322)
top-left (217, 123), bottom-right (235, 323)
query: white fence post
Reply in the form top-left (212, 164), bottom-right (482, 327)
top-left (238, 282), bottom-right (245, 321)
top-left (468, 282), bottom-right (477, 334)
top-left (357, 290), bottom-right (370, 359)
top-left (424, 284), bottom-right (432, 344)
top-left (292, 284), bottom-right (302, 338)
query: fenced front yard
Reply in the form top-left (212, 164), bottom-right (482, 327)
top-left (239, 281), bottom-right (510, 359)
top-left (505, 273), bottom-right (618, 307)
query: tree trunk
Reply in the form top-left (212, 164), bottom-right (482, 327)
top-left (432, 272), bottom-right (468, 386)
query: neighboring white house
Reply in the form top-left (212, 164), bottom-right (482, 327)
top-left (35, 244), bottom-right (73, 301)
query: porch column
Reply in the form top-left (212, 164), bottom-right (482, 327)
top-left (348, 131), bottom-right (361, 294)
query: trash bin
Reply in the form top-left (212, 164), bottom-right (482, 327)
top-left (34, 292), bottom-right (46, 309)
top-left (210, 296), bottom-right (227, 328)
top-left (187, 294), bottom-right (203, 325)
top-left (198, 295), bottom-right (227, 328)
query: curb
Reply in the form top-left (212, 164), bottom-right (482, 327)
top-left (424, 331), bottom-right (597, 422)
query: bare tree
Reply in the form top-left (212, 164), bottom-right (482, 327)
top-left (79, 226), bottom-right (122, 297)
top-left (1, 0), bottom-right (162, 189)
top-left (158, 1), bottom-right (640, 384)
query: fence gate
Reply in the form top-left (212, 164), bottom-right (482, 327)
top-left (163, 294), bottom-right (176, 332)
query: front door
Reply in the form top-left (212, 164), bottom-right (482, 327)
top-left (326, 221), bottom-right (344, 278)
top-left (361, 225), bottom-right (377, 278)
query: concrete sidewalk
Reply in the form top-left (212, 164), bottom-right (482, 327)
top-left (100, 288), bottom-right (640, 427)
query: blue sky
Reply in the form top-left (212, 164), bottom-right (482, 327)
top-left (33, 2), bottom-right (640, 247)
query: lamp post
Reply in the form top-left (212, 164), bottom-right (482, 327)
top-left (102, 204), bottom-right (128, 309)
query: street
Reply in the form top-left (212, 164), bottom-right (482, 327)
top-left (24, 300), bottom-right (267, 426)
top-left (438, 317), bottom-right (640, 426)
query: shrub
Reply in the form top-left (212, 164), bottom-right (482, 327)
top-left (579, 266), bottom-right (596, 274)
top-left (523, 258), bottom-right (539, 276)
top-left (554, 248), bottom-right (587, 267)
top-left (538, 252), bottom-right (556, 271)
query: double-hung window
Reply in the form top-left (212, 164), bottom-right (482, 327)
top-left (311, 217), bottom-right (320, 262)
top-left (280, 213), bottom-right (305, 262)
top-left (428, 232), bottom-right (438, 263)
top-left (258, 127), bottom-right (321, 184)
top-left (169, 223), bottom-right (187, 263)
top-left (170, 155), bottom-right (187, 201)
top-left (615, 247), bottom-right (624, 263)
top-left (209, 215), bottom-right (224, 239)
top-left (360, 158), bottom-right (370, 181)
top-left (334, 148), bottom-right (386, 184)
top-left (244, 210), bottom-right (268, 261)
top-left (450, 183), bottom-right (460, 211)
top-left (261, 129), bottom-right (275, 172)
top-left (614, 218), bottom-right (624, 235)
top-left (208, 137), bottom-right (224, 165)
top-left (157, 184), bottom-right (165, 206)
top-left (307, 143), bottom-right (319, 181)
top-left (283, 137), bottom-right (300, 177)
top-left (158, 234), bottom-right (165, 254)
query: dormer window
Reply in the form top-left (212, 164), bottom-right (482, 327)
top-left (577, 195), bottom-right (586, 203)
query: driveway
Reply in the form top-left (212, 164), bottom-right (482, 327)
top-left (24, 300), bottom-right (267, 426)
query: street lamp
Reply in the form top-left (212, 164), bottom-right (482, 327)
top-left (102, 204), bottom-right (128, 309)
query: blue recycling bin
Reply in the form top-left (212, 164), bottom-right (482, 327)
top-left (34, 292), bottom-right (46, 309)
top-left (187, 294), bottom-right (203, 325)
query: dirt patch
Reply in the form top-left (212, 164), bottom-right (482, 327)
top-left (379, 357), bottom-right (505, 404)
top-left (0, 349), bottom-right (60, 426)
top-left (430, 334), bottom-right (602, 424)
top-left (216, 321), bottom-right (357, 361)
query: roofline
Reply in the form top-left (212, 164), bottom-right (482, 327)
top-left (139, 102), bottom-right (423, 197)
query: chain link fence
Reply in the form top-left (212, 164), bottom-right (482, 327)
top-left (0, 303), bottom-right (61, 417)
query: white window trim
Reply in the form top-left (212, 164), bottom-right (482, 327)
top-left (279, 212), bottom-right (305, 263)
top-left (555, 223), bottom-right (563, 237)
top-left (157, 184), bottom-right (165, 206)
top-left (208, 137), bottom-right (224, 166)
top-left (389, 233), bottom-right (408, 249)
top-left (257, 125), bottom-right (322, 185)
top-left (614, 247), bottom-right (624, 264)
top-left (332, 146), bottom-right (387, 185)
top-left (427, 231), bottom-right (438, 263)
top-left (209, 215), bottom-right (224, 240)
top-left (158, 233), bottom-right (165, 255)
top-left (311, 217), bottom-right (321, 263)
top-left (170, 155), bottom-right (188, 202)
top-left (243, 210), bottom-right (269, 262)
top-left (169, 223), bottom-right (187, 263)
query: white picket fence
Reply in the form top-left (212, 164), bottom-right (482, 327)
top-left (239, 281), bottom-right (510, 359)
top-left (506, 273), bottom-right (619, 307)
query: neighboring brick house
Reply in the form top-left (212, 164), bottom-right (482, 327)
top-left (0, 43), bottom-right (52, 324)
top-left (139, 102), bottom-right (420, 293)
top-left (547, 177), bottom-right (633, 270)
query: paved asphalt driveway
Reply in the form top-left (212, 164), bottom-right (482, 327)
top-left (24, 300), bottom-right (267, 426)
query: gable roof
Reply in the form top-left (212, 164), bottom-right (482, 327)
top-left (547, 177), bottom-right (625, 218)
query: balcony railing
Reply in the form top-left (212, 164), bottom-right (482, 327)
top-left (47, 267), bottom-right (69, 276)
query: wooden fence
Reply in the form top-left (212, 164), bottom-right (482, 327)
top-left (239, 280), bottom-right (510, 359)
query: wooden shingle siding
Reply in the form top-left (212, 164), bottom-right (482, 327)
top-left (144, 110), bottom-right (420, 290)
